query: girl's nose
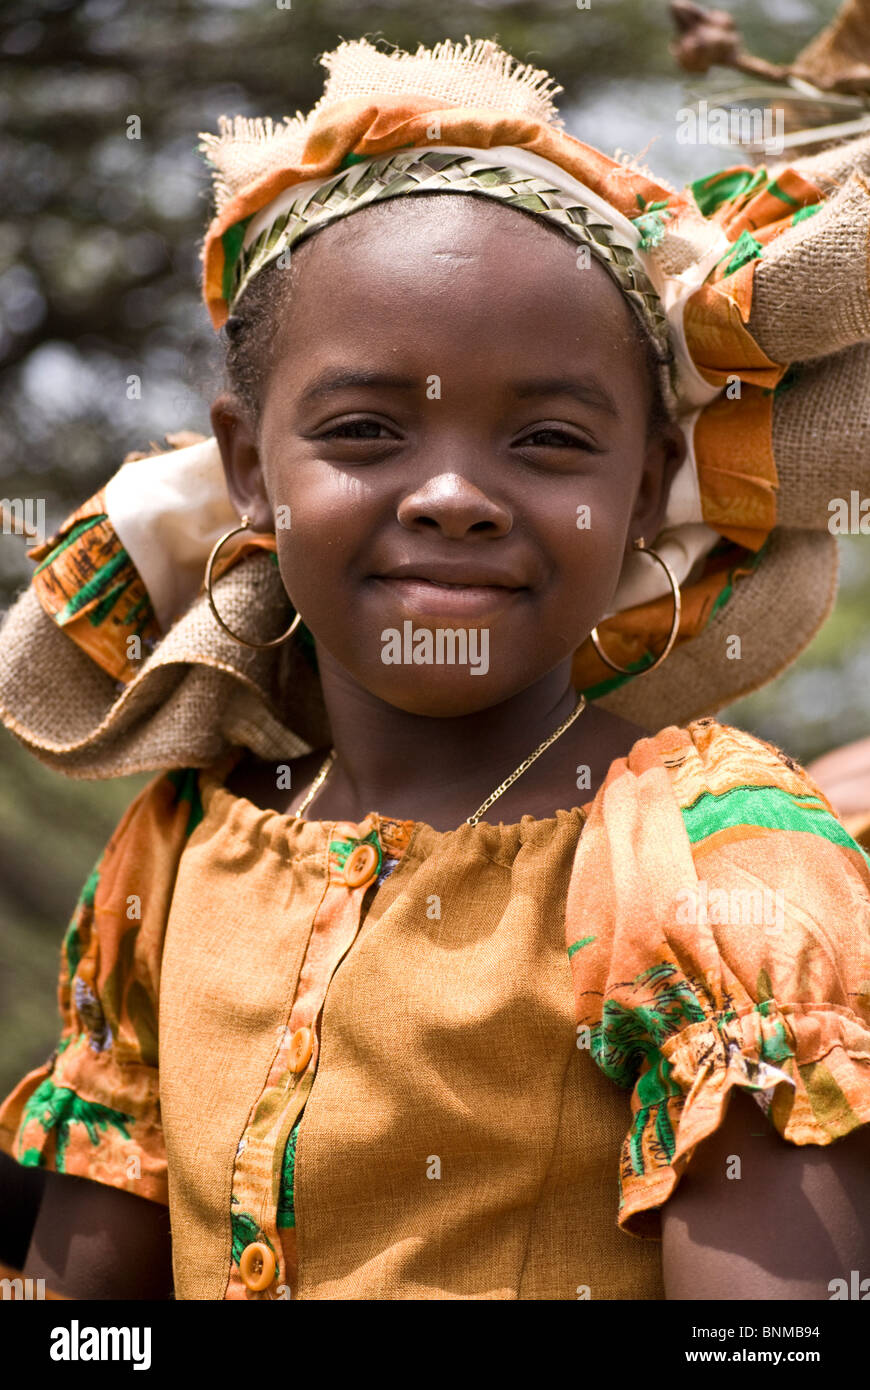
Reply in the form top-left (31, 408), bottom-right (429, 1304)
top-left (397, 472), bottom-right (512, 539)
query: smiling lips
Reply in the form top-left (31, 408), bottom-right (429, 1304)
top-left (372, 562), bottom-right (527, 618)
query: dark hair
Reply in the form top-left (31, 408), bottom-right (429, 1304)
top-left (221, 193), bottom-right (672, 438)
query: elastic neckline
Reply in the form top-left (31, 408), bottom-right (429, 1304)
top-left (197, 753), bottom-right (591, 849)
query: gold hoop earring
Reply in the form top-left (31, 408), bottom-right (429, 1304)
top-left (589, 538), bottom-right (682, 676)
top-left (205, 514), bottom-right (302, 649)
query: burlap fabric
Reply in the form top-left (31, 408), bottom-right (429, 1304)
top-left (773, 340), bottom-right (870, 528)
top-left (776, 127), bottom-right (870, 192)
top-left (0, 553), bottom-right (327, 776)
top-left (749, 169), bottom-right (870, 361)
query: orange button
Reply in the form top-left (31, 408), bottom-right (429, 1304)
top-left (344, 842), bottom-right (379, 888)
top-left (239, 1241), bottom-right (276, 1291)
top-left (288, 1025), bottom-right (313, 1073)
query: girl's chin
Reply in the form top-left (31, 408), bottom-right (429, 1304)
top-left (360, 675), bottom-right (518, 720)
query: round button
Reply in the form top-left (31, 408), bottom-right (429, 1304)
top-left (344, 842), bottom-right (379, 888)
top-left (239, 1241), bottom-right (276, 1291)
top-left (288, 1025), bottom-right (313, 1073)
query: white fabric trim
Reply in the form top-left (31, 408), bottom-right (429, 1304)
top-left (104, 437), bottom-right (237, 632)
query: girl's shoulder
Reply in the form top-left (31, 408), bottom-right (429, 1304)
top-left (111, 764), bottom-right (207, 854)
top-left (624, 714), bottom-right (818, 792)
top-left (579, 713), bottom-right (870, 909)
top-left (70, 765), bottom-right (212, 920)
top-left (611, 714), bottom-right (859, 850)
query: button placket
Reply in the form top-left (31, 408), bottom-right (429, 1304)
top-left (271, 822), bottom-right (395, 1288)
top-left (228, 1055), bottom-right (314, 1300)
top-left (225, 820), bottom-right (388, 1300)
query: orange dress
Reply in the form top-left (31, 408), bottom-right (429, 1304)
top-left (2, 717), bottom-right (869, 1299)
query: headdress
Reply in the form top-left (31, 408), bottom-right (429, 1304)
top-left (2, 36), bottom-right (869, 776)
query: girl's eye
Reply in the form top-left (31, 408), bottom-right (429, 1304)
top-left (314, 421), bottom-right (598, 450)
top-left (520, 428), bottom-right (596, 450)
top-left (318, 419), bottom-right (395, 440)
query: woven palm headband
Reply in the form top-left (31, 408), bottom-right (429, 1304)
top-left (224, 145), bottom-right (679, 409)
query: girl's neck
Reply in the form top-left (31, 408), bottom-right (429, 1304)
top-left (268, 653), bottom-right (651, 829)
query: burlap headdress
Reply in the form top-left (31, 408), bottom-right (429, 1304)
top-left (2, 36), bottom-right (870, 777)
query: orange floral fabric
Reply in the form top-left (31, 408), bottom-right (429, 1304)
top-left (0, 767), bottom-right (202, 1203)
top-left (565, 718), bottom-right (870, 1235)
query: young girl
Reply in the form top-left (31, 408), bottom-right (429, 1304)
top-left (1, 36), bottom-right (869, 1301)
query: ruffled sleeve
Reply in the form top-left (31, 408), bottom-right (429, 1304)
top-left (0, 766), bottom-right (205, 1205)
top-left (566, 716), bottom-right (870, 1236)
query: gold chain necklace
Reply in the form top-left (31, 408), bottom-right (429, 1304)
top-left (293, 693), bottom-right (587, 826)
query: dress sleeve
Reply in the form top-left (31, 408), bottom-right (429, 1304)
top-left (26, 483), bottom-right (161, 686)
top-left (566, 717), bottom-right (870, 1237)
top-left (0, 766), bottom-right (203, 1205)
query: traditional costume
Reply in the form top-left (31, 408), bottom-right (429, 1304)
top-left (1, 37), bottom-right (869, 1300)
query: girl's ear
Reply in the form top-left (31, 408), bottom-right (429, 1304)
top-left (210, 392), bottom-right (273, 531)
top-left (629, 419), bottom-right (687, 546)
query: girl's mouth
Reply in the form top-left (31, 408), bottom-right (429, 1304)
top-left (370, 575), bottom-right (525, 619)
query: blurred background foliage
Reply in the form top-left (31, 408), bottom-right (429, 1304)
top-left (1, 0), bottom-right (866, 1096)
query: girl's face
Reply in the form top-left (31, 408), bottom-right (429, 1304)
top-left (212, 196), bottom-right (686, 717)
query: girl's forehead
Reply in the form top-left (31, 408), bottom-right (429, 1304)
top-left (255, 198), bottom-right (647, 419)
top-left (287, 195), bottom-right (633, 324)
top-left (293, 191), bottom-right (589, 272)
